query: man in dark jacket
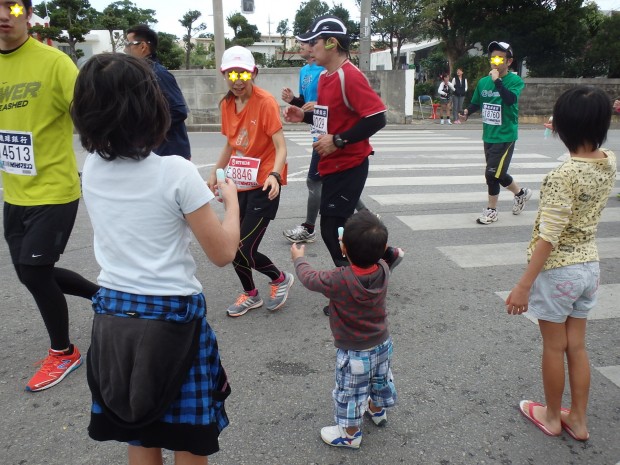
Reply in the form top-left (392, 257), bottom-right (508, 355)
top-left (125, 24), bottom-right (191, 159)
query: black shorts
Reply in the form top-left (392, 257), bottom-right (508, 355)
top-left (320, 158), bottom-right (369, 218)
top-left (3, 200), bottom-right (79, 266)
top-left (238, 187), bottom-right (280, 220)
top-left (484, 141), bottom-right (515, 179)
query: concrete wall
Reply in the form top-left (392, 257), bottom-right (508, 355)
top-left (520, 78), bottom-right (620, 123)
top-left (171, 69), bottom-right (620, 126)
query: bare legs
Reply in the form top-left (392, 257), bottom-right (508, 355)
top-left (128, 446), bottom-right (208, 465)
top-left (531, 317), bottom-right (590, 438)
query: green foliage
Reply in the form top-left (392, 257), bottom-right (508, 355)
top-left (420, 0), bottom-right (620, 78)
top-left (276, 19), bottom-right (290, 60)
top-left (293, 0), bottom-right (330, 36)
top-left (588, 12), bottom-right (620, 78)
top-left (360, 0), bottom-right (424, 70)
top-left (414, 81), bottom-right (435, 98)
top-left (190, 42), bottom-right (209, 68)
top-left (179, 10), bottom-right (207, 70)
top-left (226, 12), bottom-right (261, 45)
top-left (293, 1), bottom-right (358, 40)
top-left (420, 48), bottom-right (448, 82)
top-left (94, 0), bottom-right (157, 52)
top-left (33, 0), bottom-right (99, 63)
top-left (157, 32), bottom-right (184, 70)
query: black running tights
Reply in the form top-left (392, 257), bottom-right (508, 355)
top-left (233, 216), bottom-right (281, 292)
top-left (14, 264), bottom-right (99, 350)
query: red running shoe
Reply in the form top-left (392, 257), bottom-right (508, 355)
top-left (26, 346), bottom-right (82, 392)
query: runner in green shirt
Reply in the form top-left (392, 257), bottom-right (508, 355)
top-left (460, 41), bottom-right (533, 224)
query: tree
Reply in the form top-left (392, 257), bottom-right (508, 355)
top-left (293, 0), bottom-right (329, 36)
top-left (179, 10), bottom-right (207, 70)
top-left (293, 1), bottom-right (359, 42)
top-left (32, 0), bottom-right (99, 63)
top-left (358, 0), bottom-right (424, 70)
top-left (95, 0), bottom-right (157, 52)
top-left (226, 12), bottom-right (261, 47)
top-left (157, 32), bottom-right (184, 70)
top-left (588, 11), bottom-right (620, 78)
top-left (276, 19), bottom-right (289, 60)
top-left (190, 42), bottom-right (209, 68)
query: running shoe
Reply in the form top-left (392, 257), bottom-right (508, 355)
top-left (320, 425), bottom-right (362, 449)
top-left (366, 398), bottom-right (388, 427)
top-left (26, 346), bottom-right (82, 392)
top-left (477, 208), bottom-right (498, 225)
top-left (227, 292), bottom-right (263, 317)
top-left (283, 225), bottom-right (317, 243)
top-left (512, 188), bottom-right (533, 215)
top-left (266, 272), bottom-right (294, 311)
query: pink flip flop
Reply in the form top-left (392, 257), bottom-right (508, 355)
top-left (519, 400), bottom-right (561, 437)
top-left (560, 408), bottom-right (590, 441)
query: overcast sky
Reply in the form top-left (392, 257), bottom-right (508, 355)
top-left (81, 0), bottom-right (618, 40)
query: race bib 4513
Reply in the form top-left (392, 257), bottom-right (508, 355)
top-left (0, 130), bottom-right (36, 176)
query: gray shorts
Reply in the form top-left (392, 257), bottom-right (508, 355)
top-left (528, 262), bottom-right (600, 323)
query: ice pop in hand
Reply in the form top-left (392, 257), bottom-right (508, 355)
top-left (338, 227), bottom-right (344, 239)
top-left (216, 169), bottom-right (225, 199)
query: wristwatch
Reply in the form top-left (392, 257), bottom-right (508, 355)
top-left (269, 172), bottom-right (282, 185)
top-left (333, 134), bottom-right (346, 149)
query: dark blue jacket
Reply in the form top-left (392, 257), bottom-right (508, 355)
top-left (149, 56), bottom-right (191, 159)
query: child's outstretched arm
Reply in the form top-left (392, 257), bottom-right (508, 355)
top-left (505, 239), bottom-right (552, 315)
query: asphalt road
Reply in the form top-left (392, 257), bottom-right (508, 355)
top-left (1, 125), bottom-right (619, 465)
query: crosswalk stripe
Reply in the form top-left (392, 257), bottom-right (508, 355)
top-left (373, 189), bottom-right (620, 206)
top-left (365, 173), bottom-right (548, 186)
top-left (367, 162), bottom-right (561, 171)
top-left (595, 366), bottom-right (620, 389)
top-left (495, 284), bottom-right (620, 321)
top-left (289, 140), bottom-right (484, 147)
top-left (399, 208), bottom-right (620, 232)
top-left (374, 191), bottom-right (541, 205)
top-left (435, 237), bottom-right (620, 268)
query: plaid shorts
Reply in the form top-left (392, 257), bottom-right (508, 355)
top-left (333, 338), bottom-right (397, 428)
top-left (89, 288), bottom-right (230, 456)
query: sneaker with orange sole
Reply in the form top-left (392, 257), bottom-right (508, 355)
top-left (26, 345), bottom-right (82, 392)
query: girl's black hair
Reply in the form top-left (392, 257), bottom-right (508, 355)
top-left (553, 85), bottom-right (611, 153)
top-left (71, 53), bottom-right (170, 161)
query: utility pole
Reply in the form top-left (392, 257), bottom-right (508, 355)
top-left (213, 0), bottom-right (226, 92)
top-left (359, 0), bottom-right (371, 72)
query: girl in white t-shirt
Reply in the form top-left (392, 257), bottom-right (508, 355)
top-left (72, 53), bottom-right (240, 465)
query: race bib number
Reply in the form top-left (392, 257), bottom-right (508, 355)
top-left (481, 103), bottom-right (502, 126)
top-left (0, 130), bottom-right (36, 176)
top-left (311, 105), bottom-right (328, 139)
top-left (226, 155), bottom-right (261, 190)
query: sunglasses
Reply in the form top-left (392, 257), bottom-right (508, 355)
top-left (227, 70), bottom-right (253, 82)
top-left (124, 40), bottom-right (148, 47)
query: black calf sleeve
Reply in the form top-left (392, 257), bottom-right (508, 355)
top-left (320, 216), bottom-right (349, 267)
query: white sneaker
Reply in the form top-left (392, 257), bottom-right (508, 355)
top-left (440, 119), bottom-right (445, 125)
top-left (366, 398), bottom-right (387, 426)
top-left (512, 188), bottom-right (532, 215)
top-left (447, 119), bottom-right (452, 125)
top-left (283, 224), bottom-right (316, 243)
top-left (320, 425), bottom-right (362, 449)
top-left (476, 208), bottom-right (498, 225)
